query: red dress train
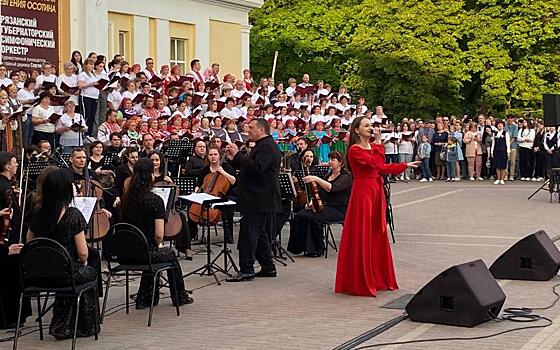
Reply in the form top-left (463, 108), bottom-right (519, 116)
top-left (335, 143), bottom-right (407, 297)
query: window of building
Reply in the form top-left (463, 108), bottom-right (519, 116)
top-left (170, 38), bottom-right (188, 73)
top-left (118, 31), bottom-right (128, 59)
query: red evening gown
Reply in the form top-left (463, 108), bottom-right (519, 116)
top-left (335, 143), bottom-right (407, 297)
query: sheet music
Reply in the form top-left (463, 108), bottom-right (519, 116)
top-left (179, 193), bottom-right (220, 204)
top-left (211, 200), bottom-right (236, 208)
top-left (151, 187), bottom-right (172, 209)
top-left (70, 197), bottom-right (97, 223)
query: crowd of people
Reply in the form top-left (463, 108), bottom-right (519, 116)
top-left (0, 50), bottom-right (556, 344)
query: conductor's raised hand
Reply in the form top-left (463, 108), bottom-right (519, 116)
top-left (406, 161), bottom-right (421, 168)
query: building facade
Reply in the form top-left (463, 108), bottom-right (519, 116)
top-left (2, 0), bottom-right (262, 76)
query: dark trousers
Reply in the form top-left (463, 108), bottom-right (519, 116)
top-left (32, 130), bottom-right (55, 148)
top-left (174, 212), bottom-right (191, 252)
top-left (535, 152), bottom-right (546, 178)
top-left (81, 96), bottom-right (98, 136)
top-left (519, 147), bottom-right (534, 178)
top-left (385, 154), bottom-right (399, 179)
top-left (238, 212), bottom-right (275, 274)
top-left (136, 247), bottom-right (187, 306)
top-left (287, 206), bottom-right (345, 256)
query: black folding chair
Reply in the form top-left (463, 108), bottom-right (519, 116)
top-left (14, 238), bottom-right (99, 350)
top-left (101, 223), bottom-right (180, 327)
top-left (319, 220), bottom-right (342, 259)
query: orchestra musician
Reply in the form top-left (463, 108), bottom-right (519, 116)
top-left (287, 151), bottom-right (352, 257)
top-left (150, 151), bottom-right (193, 259)
top-left (27, 168), bottom-right (101, 339)
top-left (119, 158), bottom-right (193, 308)
top-left (184, 140), bottom-right (207, 240)
top-left (224, 119), bottom-right (281, 282)
top-left (289, 137), bottom-right (318, 171)
top-left (196, 145), bottom-right (237, 244)
top-left (0, 151), bottom-right (31, 329)
top-left (113, 147), bottom-right (138, 208)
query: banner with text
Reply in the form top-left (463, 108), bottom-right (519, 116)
top-left (1, 0), bottom-right (59, 71)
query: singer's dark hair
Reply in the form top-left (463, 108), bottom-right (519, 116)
top-left (120, 158), bottom-right (153, 221)
top-left (31, 168), bottom-right (74, 236)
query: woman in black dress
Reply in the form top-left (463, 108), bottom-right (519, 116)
top-left (150, 151), bottom-right (193, 259)
top-left (27, 168), bottom-right (100, 339)
top-left (490, 120), bottom-right (511, 185)
top-left (431, 122), bottom-right (448, 180)
top-left (119, 158), bottom-right (192, 309)
top-left (288, 151), bottom-right (353, 257)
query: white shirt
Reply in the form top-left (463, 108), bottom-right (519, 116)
top-left (220, 107), bottom-right (242, 120)
top-left (0, 77), bottom-right (13, 87)
top-left (32, 105), bottom-right (56, 133)
top-left (383, 132), bottom-right (400, 155)
top-left (56, 73), bottom-right (79, 105)
top-left (107, 90), bottom-right (123, 109)
top-left (58, 113), bottom-right (87, 146)
top-left (517, 128), bottom-right (535, 149)
top-left (78, 71), bottom-right (100, 99)
top-left (310, 114), bottom-right (325, 125)
top-left (17, 89), bottom-right (35, 115)
top-left (35, 74), bottom-right (56, 89)
top-left (285, 86), bottom-right (297, 97)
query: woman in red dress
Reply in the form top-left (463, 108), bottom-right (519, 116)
top-left (335, 116), bottom-right (419, 297)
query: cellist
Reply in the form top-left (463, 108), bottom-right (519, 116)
top-left (150, 151), bottom-right (193, 260)
top-left (195, 145), bottom-right (237, 244)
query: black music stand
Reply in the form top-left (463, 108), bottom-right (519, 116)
top-left (164, 140), bottom-right (193, 177)
top-left (182, 196), bottom-right (233, 284)
top-left (26, 160), bottom-right (50, 178)
top-left (209, 201), bottom-right (239, 276)
top-left (275, 173), bottom-right (296, 264)
top-left (172, 177), bottom-right (196, 211)
top-left (101, 155), bottom-right (115, 169)
top-left (384, 176), bottom-right (396, 243)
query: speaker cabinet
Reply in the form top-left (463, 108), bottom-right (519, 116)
top-left (490, 230), bottom-right (560, 281)
top-left (543, 94), bottom-right (560, 127)
top-left (405, 259), bottom-right (506, 327)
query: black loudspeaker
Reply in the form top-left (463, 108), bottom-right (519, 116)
top-left (490, 230), bottom-right (560, 281)
top-left (405, 259), bottom-right (506, 327)
top-left (543, 94), bottom-right (560, 127)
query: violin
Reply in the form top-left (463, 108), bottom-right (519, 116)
top-left (0, 189), bottom-right (13, 244)
top-left (188, 153), bottom-right (231, 224)
top-left (153, 155), bottom-right (183, 240)
top-left (303, 165), bottom-right (324, 213)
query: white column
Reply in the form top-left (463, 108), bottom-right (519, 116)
top-left (133, 16), bottom-right (150, 63)
top-left (84, 1), bottom-right (109, 55)
top-left (69, 0), bottom-right (87, 55)
top-left (156, 19), bottom-right (170, 67)
top-left (196, 18), bottom-right (210, 68)
top-left (241, 24), bottom-right (252, 74)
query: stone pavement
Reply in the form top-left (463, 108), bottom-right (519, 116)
top-left (4, 181), bottom-right (560, 350)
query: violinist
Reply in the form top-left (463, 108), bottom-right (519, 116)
top-left (287, 151), bottom-right (352, 257)
top-left (197, 145), bottom-right (237, 243)
top-left (289, 137), bottom-right (318, 171)
top-left (105, 132), bottom-right (123, 155)
top-left (151, 152), bottom-right (193, 259)
top-left (0, 152), bottom-right (21, 243)
top-left (113, 147), bottom-right (138, 208)
top-left (0, 205), bottom-right (31, 329)
top-left (119, 158), bottom-right (193, 308)
top-left (139, 132), bottom-right (156, 158)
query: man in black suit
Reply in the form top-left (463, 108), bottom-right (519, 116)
top-left (225, 119), bottom-right (281, 281)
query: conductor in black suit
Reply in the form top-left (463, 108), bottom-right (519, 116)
top-left (224, 119), bottom-right (281, 282)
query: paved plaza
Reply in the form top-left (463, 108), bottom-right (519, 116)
top-left (4, 181), bottom-right (560, 350)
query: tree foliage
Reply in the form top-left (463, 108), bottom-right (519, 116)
top-left (249, 0), bottom-right (560, 119)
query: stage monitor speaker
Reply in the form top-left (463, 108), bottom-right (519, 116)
top-left (490, 230), bottom-right (560, 281)
top-left (405, 259), bottom-right (506, 327)
top-left (543, 94), bottom-right (560, 127)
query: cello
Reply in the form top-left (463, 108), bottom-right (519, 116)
top-left (74, 166), bottom-right (111, 241)
top-left (187, 153), bottom-right (230, 224)
top-left (153, 155), bottom-right (183, 239)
